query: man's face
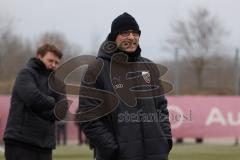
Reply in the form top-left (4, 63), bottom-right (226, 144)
top-left (115, 30), bottom-right (140, 53)
top-left (37, 51), bottom-right (60, 70)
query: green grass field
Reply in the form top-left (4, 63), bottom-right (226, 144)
top-left (0, 144), bottom-right (240, 160)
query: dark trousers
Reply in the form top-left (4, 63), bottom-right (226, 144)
top-left (77, 127), bottom-right (84, 145)
top-left (5, 144), bottom-right (52, 160)
top-left (56, 124), bottom-right (67, 145)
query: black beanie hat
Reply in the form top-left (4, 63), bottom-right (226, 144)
top-left (108, 12), bottom-right (141, 41)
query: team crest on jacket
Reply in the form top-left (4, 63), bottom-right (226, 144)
top-left (142, 71), bottom-right (151, 84)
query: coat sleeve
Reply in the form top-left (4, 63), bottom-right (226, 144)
top-left (80, 118), bottom-right (118, 159)
top-left (37, 96), bottom-right (68, 122)
top-left (37, 109), bottom-right (55, 121)
top-left (38, 75), bottom-right (68, 122)
top-left (145, 59), bottom-right (173, 150)
top-left (15, 68), bottom-right (56, 111)
top-left (77, 63), bottom-right (118, 160)
top-left (154, 95), bottom-right (173, 150)
top-left (148, 58), bottom-right (172, 151)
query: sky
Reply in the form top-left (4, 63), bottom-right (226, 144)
top-left (0, 0), bottom-right (239, 60)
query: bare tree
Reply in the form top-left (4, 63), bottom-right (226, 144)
top-left (159, 53), bottom-right (235, 95)
top-left (90, 32), bottom-right (101, 55)
top-left (0, 14), bottom-right (33, 79)
top-left (37, 31), bottom-right (68, 51)
top-left (0, 15), bottom-right (13, 76)
top-left (37, 31), bottom-right (82, 61)
top-left (167, 8), bottom-right (227, 88)
top-left (0, 14), bottom-right (35, 94)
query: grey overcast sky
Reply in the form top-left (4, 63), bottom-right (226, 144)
top-left (0, 0), bottom-right (239, 60)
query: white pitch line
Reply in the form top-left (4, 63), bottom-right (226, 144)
top-left (0, 147), bottom-right (4, 153)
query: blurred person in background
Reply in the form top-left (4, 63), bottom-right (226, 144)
top-left (4, 44), bottom-right (67, 160)
top-left (56, 120), bottom-right (67, 145)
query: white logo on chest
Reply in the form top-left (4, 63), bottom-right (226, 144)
top-left (142, 71), bottom-right (151, 84)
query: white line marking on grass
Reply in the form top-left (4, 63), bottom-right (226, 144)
top-left (0, 146), bottom-right (4, 153)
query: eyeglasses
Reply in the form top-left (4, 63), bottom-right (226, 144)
top-left (119, 30), bottom-right (140, 37)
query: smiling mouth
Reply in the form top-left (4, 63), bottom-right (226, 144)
top-left (121, 41), bottom-right (138, 49)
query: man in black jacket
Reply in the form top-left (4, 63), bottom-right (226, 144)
top-left (79, 13), bottom-right (172, 160)
top-left (4, 44), bottom-right (66, 160)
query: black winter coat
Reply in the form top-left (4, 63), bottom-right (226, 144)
top-left (79, 42), bottom-right (172, 160)
top-left (4, 58), bottom-right (65, 150)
